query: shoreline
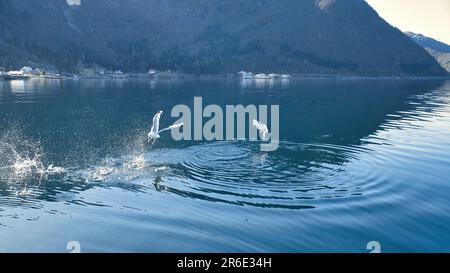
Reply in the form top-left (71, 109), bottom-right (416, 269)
top-left (1, 73), bottom-right (450, 81)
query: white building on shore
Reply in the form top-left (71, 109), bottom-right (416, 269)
top-left (4, 66), bottom-right (42, 79)
top-left (254, 73), bottom-right (270, 79)
top-left (66, 0), bottom-right (81, 6)
top-left (238, 71), bottom-right (254, 79)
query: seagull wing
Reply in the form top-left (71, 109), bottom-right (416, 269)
top-left (157, 122), bottom-right (184, 134)
top-left (262, 124), bottom-right (269, 138)
top-left (150, 111), bottom-right (162, 134)
top-left (252, 120), bottom-right (269, 139)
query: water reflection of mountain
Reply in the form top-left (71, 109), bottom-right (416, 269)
top-left (273, 79), bottom-right (448, 146)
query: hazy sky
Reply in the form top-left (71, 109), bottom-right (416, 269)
top-left (366, 0), bottom-right (450, 44)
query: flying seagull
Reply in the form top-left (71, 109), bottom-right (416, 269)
top-left (148, 111), bottom-right (184, 144)
top-left (252, 120), bottom-right (269, 140)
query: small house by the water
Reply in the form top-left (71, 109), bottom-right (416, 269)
top-left (238, 71), bottom-right (254, 79)
top-left (255, 73), bottom-right (270, 79)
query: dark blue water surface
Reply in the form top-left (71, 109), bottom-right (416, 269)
top-left (0, 78), bottom-right (449, 252)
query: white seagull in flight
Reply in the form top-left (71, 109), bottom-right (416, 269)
top-left (148, 111), bottom-right (184, 144)
top-left (252, 120), bottom-right (269, 140)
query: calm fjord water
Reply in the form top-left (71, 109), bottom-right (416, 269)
top-left (0, 78), bottom-right (449, 252)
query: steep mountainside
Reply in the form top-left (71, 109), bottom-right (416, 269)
top-left (0, 0), bottom-right (447, 76)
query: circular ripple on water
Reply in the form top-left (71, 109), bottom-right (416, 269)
top-left (155, 141), bottom-right (385, 209)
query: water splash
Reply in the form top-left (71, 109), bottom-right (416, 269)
top-left (79, 153), bottom-right (155, 183)
top-left (90, 166), bottom-right (115, 182)
top-left (125, 154), bottom-right (146, 170)
top-left (0, 124), bottom-right (381, 210)
top-left (15, 187), bottom-right (33, 197)
top-left (0, 127), bottom-right (66, 182)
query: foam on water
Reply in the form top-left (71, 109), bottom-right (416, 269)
top-left (125, 154), bottom-right (146, 170)
top-left (74, 153), bottom-right (161, 184)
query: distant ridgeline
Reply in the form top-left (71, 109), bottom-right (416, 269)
top-left (0, 0), bottom-right (447, 76)
top-left (406, 32), bottom-right (450, 74)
